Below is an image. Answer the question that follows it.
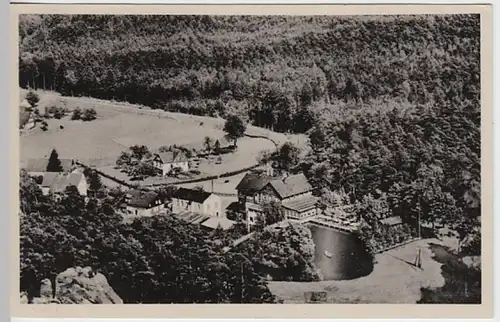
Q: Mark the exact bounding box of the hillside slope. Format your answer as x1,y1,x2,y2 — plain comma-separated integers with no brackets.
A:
19,14,479,133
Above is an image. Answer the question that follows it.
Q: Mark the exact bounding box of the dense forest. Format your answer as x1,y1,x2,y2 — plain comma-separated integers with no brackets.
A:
19,14,481,303
20,170,321,303
19,14,479,133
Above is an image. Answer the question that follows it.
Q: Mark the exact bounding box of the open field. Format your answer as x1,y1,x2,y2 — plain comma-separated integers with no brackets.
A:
268,238,447,304
19,90,306,178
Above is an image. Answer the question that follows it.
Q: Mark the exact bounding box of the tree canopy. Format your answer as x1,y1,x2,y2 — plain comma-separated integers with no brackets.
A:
46,149,63,172
223,115,246,147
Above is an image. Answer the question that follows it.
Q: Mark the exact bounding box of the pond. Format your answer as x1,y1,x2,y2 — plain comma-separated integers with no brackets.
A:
309,224,374,280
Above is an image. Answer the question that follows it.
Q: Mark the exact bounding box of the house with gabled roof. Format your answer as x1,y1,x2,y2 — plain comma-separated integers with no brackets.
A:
40,171,88,197
152,151,189,176
236,171,319,227
171,187,222,218
125,189,164,216
379,216,403,229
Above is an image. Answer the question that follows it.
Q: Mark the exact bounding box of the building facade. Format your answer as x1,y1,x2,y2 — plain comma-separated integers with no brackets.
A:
40,171,88,197
236,171,319,229
171,187,222,217
153,151,189,176
126,190,164,216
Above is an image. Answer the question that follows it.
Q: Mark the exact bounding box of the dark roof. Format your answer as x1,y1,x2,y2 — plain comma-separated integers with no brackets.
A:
235,172,276,195
380,216,403,226
172,187,212,203
267,174,313,199
126,190,161,209
40,172,86,194
282,196,319,213
236,172,313,199
155,151,188,164
226,201,244,212
25,158,74,173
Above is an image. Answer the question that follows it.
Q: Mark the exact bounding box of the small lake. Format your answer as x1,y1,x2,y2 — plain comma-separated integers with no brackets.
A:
309,224,373,280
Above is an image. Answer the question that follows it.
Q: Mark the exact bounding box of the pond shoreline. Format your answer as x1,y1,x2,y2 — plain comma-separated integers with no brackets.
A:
308,224,373,281
268,238,447,303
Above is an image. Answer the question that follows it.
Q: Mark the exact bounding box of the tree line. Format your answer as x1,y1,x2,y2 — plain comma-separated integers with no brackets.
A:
19,14,479,133
20,169,318,303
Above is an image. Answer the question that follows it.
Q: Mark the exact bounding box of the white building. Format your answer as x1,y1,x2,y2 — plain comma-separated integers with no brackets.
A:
40,171,88,197
171,187,222,218
126,189,164,216
153,151,189,176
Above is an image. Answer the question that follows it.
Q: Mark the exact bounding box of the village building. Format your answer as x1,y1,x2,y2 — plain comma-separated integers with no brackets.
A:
152,151,189,176
125,189,164,216
235,171,319,229
379,216,404,229
40,171,88,196
171,187,222,217
24,158,76,177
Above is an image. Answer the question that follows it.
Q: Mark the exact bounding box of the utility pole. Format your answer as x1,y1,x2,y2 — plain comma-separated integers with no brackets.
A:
240,262,244,303
418,209,421,238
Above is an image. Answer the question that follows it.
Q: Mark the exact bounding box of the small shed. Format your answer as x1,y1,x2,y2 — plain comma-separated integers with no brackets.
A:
379,216,403,228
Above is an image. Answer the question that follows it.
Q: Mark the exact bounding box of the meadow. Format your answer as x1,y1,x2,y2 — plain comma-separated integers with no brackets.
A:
19,90,300,183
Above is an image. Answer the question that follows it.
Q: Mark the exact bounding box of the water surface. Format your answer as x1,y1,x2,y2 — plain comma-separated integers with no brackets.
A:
309,224,373,280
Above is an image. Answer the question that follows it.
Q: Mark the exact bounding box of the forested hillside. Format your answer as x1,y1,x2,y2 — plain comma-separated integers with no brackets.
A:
19,14,479,133
19,14,481,303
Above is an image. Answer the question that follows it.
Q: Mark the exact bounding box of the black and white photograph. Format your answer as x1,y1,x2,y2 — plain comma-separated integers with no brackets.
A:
13,4,492,315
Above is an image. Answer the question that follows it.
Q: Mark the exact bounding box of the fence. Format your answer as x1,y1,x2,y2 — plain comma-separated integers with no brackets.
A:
373,237,422,254
77,130,279,191
244,133,279,148
75,161,145,190
145,163,262,188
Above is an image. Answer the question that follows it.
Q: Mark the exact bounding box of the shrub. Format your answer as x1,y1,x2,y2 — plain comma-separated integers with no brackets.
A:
53,107,66,119
71,107,82,120
81,108,97,121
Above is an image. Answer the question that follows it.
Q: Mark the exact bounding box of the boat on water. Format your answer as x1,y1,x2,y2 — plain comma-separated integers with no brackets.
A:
324,250,332,258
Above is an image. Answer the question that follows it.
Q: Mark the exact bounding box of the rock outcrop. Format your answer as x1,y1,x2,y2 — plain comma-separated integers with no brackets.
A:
22,266,122,304
55,267,123,304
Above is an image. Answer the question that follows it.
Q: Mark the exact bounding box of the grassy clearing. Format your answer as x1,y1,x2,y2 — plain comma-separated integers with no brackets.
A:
268,239,446,304
19,90,304,177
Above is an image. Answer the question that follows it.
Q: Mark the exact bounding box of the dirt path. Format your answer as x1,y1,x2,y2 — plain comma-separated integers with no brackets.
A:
268,238,446,303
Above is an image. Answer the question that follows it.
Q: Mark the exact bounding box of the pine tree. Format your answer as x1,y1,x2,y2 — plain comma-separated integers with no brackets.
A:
88,170,103,191
46,149,63,172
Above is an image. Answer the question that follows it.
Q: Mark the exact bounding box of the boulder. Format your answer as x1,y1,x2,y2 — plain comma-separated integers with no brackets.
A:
22,266,122,304
39,278,53,298
55,266,123,304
